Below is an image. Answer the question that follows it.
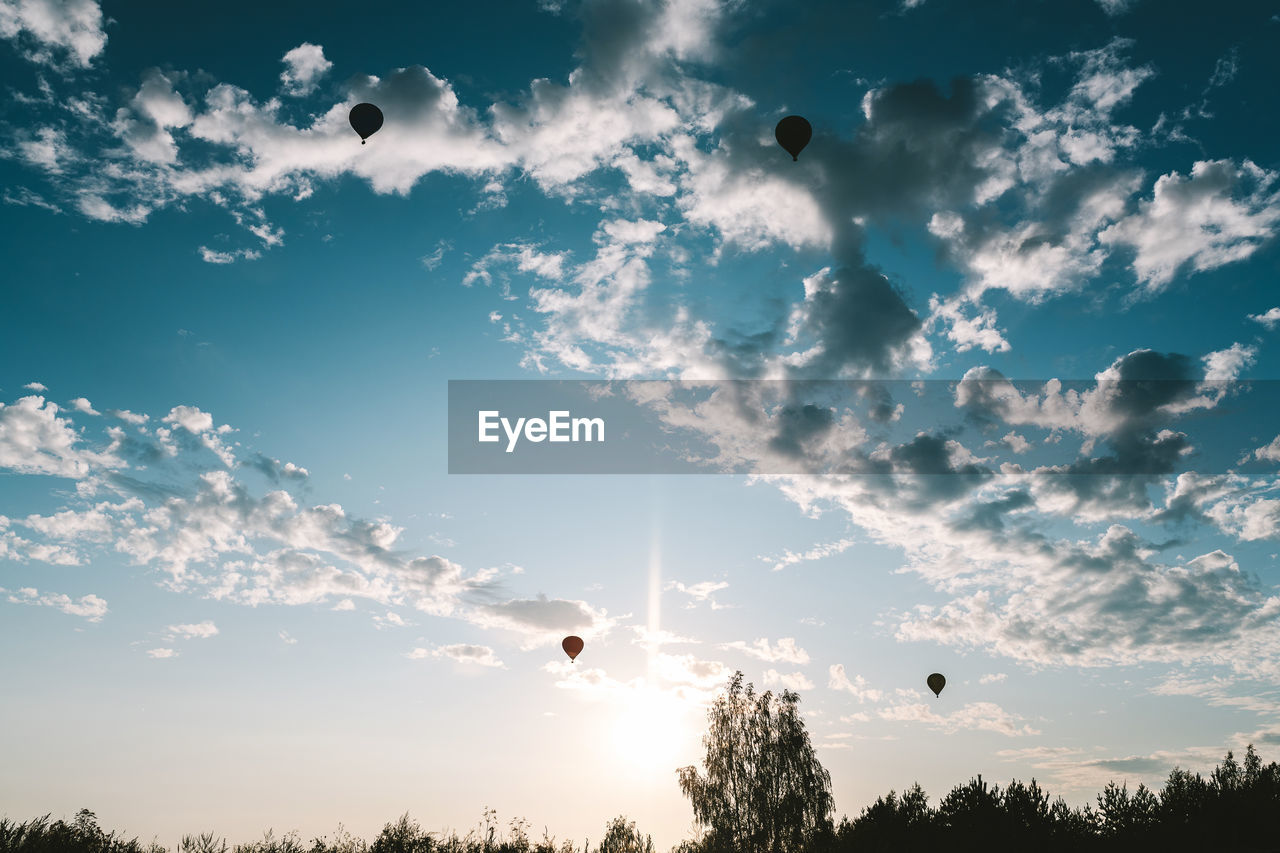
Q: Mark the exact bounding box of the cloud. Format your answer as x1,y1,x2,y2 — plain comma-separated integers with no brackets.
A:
2,586,107,621
980,672,1008,684
763,669,814,691
168,620,218,639
162,405,214,434
1249,307,1280,330
1,389,623,663
879,700,1039,737
70,397,99,415
146,648,178,659
241,453,310,484
666,579,730,609
470,593,613,648
0,0,107,68
199,246,261,264
720,637,810,664
828,664,883,703
1253,436,1280,464
1094,0,1135,16
765,537,857,572
408,643,506,668
280,43,333,96
1099,160,1280,292
0,395,123,478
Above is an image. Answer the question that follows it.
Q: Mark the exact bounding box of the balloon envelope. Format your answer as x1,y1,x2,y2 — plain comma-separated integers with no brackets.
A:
349,103,384,144
562,635,584,661
927,672,946,698
774,115,812,161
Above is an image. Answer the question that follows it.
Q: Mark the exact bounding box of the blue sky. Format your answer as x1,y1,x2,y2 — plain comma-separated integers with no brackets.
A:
3,0,1280,848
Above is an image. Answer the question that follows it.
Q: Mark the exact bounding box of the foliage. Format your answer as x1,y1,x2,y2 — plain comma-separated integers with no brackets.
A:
677,672,834,853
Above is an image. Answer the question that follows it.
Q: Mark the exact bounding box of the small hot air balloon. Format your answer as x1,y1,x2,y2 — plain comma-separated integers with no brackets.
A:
349,102,384,145
774,115,812,161
927,672,946,698
562,635,584,662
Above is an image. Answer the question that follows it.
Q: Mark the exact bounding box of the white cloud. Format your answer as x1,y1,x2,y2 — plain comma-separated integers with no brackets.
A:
0,0,107,68
980,672,1008,684
1249,307,1280,330
879,700,1039,737
1253,436,1280,464
1100,160,1280,292
763,669,814,691
720,637,810,664
280,43,333,96
666,579,730,609
162,405,214,434
828,664,883,703
147,648,178,659
199,246,260,264
0,395,123,478
2,586,107,621
765,537,856,572
70,397,99,415
168,620,218,639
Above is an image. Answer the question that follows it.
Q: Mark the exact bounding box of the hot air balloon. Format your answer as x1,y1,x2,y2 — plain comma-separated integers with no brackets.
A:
349,103,384,144
774,115,812,161
927,672,946,698
562,635,584,662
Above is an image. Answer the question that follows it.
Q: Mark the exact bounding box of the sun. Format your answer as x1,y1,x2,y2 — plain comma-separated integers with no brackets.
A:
610,687,699,775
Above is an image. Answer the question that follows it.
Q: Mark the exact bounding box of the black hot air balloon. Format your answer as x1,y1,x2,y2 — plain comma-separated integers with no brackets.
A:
775,115,812,161
349,103,384,144
927,672,946,698
562,636,584,662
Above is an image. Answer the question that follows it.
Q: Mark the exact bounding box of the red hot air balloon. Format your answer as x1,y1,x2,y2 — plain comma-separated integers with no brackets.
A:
927,672,946,698
774,115,812,161
349,102,384,144
562,636,584,662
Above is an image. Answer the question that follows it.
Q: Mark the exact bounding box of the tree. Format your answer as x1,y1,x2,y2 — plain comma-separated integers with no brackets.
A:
678,672,834,853
594,817,652,853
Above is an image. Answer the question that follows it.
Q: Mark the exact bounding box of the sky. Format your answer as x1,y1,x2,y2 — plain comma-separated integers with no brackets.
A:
2,0,1280,848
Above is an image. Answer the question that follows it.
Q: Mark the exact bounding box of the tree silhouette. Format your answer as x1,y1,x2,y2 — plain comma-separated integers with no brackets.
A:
593,818,652,853
677,672,833,853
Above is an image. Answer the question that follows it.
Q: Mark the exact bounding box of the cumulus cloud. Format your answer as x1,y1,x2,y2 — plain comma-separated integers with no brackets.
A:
0,0,107,68
280,43,333,96
0,389,617,659
828,664,883,703
1099,160,1280,292
2,586,107,621
0,395,123,478
1249,307,1280,330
